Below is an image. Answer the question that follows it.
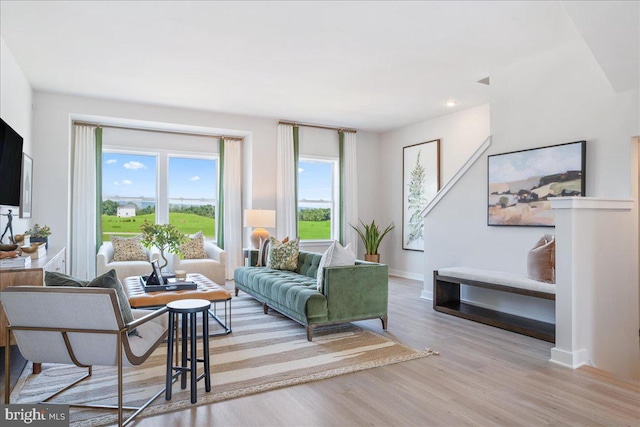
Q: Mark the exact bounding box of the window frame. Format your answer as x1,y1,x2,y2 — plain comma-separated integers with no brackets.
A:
102,146,219,240
297,155,340,242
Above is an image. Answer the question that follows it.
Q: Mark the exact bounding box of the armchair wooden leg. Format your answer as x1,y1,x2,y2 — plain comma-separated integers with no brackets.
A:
380,315,388,330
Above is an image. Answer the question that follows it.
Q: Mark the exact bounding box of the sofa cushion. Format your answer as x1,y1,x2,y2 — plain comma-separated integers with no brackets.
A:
317,242,355,292
111,235,148,261
181,231,206,259
45,271,89,287
267,237,299,271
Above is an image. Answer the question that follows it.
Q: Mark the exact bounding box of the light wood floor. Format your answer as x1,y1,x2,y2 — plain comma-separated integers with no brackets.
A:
133,276,639,427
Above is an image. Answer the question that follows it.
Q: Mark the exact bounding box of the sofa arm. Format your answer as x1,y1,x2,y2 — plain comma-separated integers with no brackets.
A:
204,242,226,266
323,263,388,321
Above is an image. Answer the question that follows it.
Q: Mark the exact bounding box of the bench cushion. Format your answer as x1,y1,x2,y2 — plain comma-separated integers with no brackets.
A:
437,267,555,295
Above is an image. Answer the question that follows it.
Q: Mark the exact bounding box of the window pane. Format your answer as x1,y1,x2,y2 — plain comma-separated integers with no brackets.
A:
298,160,333,240
102,152,157,242
168,157,217,238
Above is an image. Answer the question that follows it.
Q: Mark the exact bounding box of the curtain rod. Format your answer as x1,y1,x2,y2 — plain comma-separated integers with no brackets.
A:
278,120,357,133
72,121,245,141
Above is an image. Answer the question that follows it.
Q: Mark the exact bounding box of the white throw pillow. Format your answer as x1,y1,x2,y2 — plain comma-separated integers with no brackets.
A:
316,241,356,292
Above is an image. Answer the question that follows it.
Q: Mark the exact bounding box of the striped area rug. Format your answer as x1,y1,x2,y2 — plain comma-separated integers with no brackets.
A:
10,294,436,426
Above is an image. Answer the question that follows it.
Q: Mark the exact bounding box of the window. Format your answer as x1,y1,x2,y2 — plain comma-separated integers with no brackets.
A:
102,150,218,242
102,152,157,241
168,156,217,238
297,157,339,241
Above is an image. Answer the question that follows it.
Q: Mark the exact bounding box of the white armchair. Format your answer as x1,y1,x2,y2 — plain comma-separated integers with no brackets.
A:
97,241,159,282
171,241,226,285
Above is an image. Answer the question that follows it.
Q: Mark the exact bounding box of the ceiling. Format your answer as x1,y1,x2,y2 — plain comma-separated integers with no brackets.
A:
0,1,636,133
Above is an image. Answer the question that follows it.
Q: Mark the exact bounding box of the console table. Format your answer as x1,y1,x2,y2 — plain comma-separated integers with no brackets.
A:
0,247,66,373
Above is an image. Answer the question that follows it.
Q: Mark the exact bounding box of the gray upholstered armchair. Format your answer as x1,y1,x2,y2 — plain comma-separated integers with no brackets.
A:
1,286,168,426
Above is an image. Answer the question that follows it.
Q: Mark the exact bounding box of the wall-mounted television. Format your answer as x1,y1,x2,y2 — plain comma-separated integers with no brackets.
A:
0,118,24,207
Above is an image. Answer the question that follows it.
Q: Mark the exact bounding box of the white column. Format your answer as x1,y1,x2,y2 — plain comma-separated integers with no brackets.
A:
550,197,638,380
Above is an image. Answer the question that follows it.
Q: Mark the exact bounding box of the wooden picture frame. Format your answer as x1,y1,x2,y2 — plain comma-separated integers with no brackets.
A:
20,153,32,218
487,140,586,227
402,139,440,251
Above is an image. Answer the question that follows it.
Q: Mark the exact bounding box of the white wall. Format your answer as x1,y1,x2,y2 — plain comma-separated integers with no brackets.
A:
423,39,639,376
379,104,490,279
0,37,33,237
31,91,381,264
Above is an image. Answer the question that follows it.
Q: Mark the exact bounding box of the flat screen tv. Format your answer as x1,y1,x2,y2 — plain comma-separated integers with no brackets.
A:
0,118,24,207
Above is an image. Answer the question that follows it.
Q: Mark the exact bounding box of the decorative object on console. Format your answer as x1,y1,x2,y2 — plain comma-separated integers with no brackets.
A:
350,219,394,263
488,140,586,227
403,139,440,251
23,223,51,248
140,221,187,270
527,234,556,284
244,209,276,266
266,236,299,271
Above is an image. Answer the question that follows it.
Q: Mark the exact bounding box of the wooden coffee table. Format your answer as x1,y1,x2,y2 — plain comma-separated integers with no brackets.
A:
123,273,232,335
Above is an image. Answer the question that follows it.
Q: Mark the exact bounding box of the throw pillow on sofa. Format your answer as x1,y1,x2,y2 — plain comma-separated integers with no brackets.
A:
317,241,356,292
181,231,207,259
527,234,555,284
44,271,89,287
258,236,288,266
111,235,148,261
267,237,299,271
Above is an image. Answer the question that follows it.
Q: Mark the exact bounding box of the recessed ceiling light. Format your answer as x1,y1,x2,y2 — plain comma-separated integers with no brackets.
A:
446,101,457,107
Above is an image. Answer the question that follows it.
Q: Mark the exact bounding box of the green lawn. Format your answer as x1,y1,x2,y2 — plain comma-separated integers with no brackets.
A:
102,213,215,241
298,220,331,240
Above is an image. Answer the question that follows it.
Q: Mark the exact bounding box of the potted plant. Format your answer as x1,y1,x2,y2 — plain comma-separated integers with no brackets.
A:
24,224,51,249
140,221,186,270
350,219,395,263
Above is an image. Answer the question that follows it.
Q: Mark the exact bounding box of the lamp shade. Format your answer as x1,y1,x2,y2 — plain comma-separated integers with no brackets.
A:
244,209,276,228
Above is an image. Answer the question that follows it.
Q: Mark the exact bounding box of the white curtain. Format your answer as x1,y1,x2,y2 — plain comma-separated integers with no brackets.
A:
71,125,97,279
343,132,359,250
276,124,297,239
223,139,242,279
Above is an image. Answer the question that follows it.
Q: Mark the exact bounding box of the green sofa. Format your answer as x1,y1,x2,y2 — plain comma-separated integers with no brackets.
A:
234,250,389,341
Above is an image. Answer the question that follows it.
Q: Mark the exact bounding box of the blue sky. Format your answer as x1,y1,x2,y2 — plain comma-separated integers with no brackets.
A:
103,153,217,200
298,160,333,201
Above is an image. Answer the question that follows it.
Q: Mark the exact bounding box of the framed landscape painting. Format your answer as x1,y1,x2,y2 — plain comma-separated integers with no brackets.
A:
488,141,586,227
403,139,440,251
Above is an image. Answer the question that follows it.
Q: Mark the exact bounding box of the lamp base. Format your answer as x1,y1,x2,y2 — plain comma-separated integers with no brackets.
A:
250,228,270,250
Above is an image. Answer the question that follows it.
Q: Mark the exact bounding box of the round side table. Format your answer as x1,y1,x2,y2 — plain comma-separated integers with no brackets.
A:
165,299,212,403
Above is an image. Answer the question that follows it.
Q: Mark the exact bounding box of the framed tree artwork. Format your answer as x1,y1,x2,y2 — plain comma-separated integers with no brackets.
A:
403,139,440,251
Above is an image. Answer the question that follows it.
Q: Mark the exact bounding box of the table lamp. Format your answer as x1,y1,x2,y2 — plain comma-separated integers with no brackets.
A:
244,209,276,250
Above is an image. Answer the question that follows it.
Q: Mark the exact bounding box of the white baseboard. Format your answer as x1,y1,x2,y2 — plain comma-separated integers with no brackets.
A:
549,347,590,369
420,289,433,300
388,269,424,281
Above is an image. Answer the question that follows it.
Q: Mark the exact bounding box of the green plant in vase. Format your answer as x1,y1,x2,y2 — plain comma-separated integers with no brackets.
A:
24,224,52,249
140,221,186,270
350,219,395,263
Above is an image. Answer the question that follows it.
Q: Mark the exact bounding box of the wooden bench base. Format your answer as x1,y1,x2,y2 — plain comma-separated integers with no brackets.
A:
433,270,555,343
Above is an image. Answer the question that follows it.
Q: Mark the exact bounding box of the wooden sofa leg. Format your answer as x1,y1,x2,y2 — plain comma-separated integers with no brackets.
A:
235,288,239,297
380,315,388,330
306,325,315,342
263,303,269,314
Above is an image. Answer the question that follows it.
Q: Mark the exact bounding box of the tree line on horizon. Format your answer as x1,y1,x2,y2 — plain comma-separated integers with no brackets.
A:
102,200,215,218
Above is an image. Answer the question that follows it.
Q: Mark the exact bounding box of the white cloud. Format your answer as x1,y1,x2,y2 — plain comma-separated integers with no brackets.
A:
189,176,200,182
123,161,146,170
298,168,305,173
106,159,117,165
113,181,120,186
121,180,133,185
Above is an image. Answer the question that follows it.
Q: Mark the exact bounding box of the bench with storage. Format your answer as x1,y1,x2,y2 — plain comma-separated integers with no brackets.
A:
433,267,555,342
